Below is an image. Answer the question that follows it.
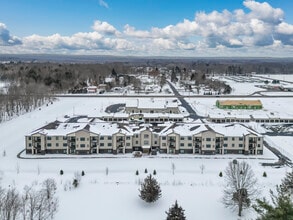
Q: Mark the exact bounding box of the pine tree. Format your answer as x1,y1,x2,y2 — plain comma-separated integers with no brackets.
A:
280,170,293,194
253,186,293,219
219,171,223,177
73,179,78,188
60,169,64,175
81,170,85,176
139,174,161,203
136,170,139,175
263,172,267,177
166,200,186,220
153,170,157,175
144,168,148,174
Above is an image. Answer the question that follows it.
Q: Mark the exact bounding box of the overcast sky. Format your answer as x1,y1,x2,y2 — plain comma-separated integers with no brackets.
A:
0,0,293,57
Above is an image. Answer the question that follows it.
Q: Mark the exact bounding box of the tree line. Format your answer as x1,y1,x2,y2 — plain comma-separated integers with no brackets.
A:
0,178,58,220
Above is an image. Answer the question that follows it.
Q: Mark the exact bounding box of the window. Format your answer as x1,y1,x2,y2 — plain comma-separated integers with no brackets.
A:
239,144,243,148
144,134,149,139
206,144,211,148
100,136,104,140
56,143,59,147
239,137,243,141
28,137,31,140
100,143,104,147
258,144,261,148
154,141,157,145
47,143,52,147
143,140,149,145
80,144,85,148
223,144,227,148
180,149,185,153
63,143,67,147
135,141,139,145
126,143,130,146
188,137,192,141
55,136,59,140
162,137,166,140
63,136,67,140
180,137,184,140
107,136,112,140
224,137,228,141
232,144,235,147
188,143,192,147
28,143,32,147
126,136,131,140
47,137,51,140
258,137,261,141
206,138,211,141
180,143,184,147
107,143,112,147
162,143,166,147
232,137,235,141
80,137,85,141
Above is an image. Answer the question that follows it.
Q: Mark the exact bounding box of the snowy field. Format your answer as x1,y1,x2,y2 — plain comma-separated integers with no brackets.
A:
0,96,291,219
258,74,293,83
191,97,293,119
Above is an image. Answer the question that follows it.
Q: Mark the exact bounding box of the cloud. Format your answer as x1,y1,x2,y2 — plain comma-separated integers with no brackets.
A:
99,0,109,9
0,23,22,46
92,20,119,36
1,0,293,56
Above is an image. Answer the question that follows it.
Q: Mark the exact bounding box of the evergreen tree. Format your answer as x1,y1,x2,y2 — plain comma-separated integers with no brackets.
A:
153,170,157,175
263,172,267,177
139,174,161,203
280,170,293,194
166,200,186,220
81,170,85,176
73,179,78,188
253,186,293,220
60,169,64,175
136,170,139,175
219,171,223,177
144,168,148,174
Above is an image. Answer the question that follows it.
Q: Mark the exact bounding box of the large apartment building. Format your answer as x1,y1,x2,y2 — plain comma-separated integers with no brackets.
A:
25,117,263,156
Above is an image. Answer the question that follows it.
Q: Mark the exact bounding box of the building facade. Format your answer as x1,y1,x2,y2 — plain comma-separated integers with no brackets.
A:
25,119,263,156
216,100,263,110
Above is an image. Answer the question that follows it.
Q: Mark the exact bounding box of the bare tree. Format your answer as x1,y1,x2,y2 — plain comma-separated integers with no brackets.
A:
41,179,57,200
20,179,58,220
1,187,21,220
222,160,258,217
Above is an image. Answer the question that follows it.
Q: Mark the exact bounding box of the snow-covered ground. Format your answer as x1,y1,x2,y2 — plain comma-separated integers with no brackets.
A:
258,74,293,83
191,97,293,119
0,96,291,219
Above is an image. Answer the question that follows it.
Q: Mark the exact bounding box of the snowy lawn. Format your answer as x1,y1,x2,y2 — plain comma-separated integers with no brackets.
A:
0,96,290,220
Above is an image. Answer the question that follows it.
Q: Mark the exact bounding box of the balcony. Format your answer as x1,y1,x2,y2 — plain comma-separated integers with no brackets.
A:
215,138,223,143
194,138,202,143
117,138,124,142
117,144,124,149
249,138,257,144
168,138,176,143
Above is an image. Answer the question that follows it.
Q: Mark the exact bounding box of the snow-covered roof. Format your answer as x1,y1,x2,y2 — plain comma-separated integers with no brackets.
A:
126,98,178,109
208,124,261,137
